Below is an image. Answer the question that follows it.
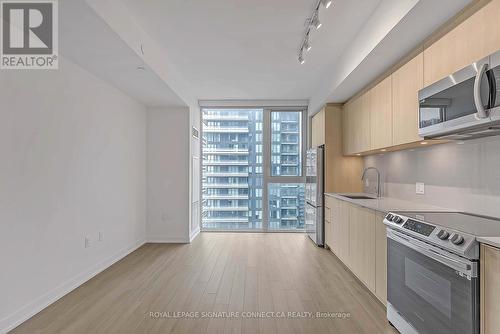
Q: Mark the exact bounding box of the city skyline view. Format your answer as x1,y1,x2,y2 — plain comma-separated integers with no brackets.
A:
201,108,305,231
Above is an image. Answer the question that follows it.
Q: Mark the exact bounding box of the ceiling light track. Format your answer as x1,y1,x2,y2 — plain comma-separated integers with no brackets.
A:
298,0,333,64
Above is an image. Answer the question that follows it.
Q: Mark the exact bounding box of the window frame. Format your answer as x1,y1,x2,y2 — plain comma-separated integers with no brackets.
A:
262,107,307,231
200,106,307,232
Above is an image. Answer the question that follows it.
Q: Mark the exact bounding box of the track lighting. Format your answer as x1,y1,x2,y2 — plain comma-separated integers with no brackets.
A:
304,38,312,52
311,12,322,30
321,0,332,9
297,0,334,65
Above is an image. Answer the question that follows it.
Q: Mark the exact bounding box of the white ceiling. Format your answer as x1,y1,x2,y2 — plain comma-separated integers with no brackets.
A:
120,0,383,101
119,0,473,111
59,0,187,108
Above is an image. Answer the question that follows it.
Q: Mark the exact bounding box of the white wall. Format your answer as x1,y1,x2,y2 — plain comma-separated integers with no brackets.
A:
147,107,191,242
364,136,500,218
0,57,147,332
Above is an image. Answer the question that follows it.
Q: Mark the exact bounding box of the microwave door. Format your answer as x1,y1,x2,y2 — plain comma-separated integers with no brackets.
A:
418,56,490,138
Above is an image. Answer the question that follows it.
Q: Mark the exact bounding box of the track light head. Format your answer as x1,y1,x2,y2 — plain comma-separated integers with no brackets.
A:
299,53,305,65
304,38,311,52
311,12,321,30
322,0,332,9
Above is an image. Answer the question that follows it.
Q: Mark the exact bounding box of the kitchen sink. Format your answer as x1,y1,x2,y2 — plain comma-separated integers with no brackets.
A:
340,194,377,200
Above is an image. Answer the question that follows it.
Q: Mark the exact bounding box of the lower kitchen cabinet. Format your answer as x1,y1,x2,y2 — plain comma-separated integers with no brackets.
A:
324,198,333,249
326,197,349,264
325,197,387,305
329,198,350,266
375,212,387,305
349,205,376,292
481,244,500,334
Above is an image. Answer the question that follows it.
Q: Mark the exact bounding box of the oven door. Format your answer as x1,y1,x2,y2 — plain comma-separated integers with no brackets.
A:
387,229,479,334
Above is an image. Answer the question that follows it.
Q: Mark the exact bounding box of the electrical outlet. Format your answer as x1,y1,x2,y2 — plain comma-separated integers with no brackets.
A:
416,182,425,195
85,236,92,248
98,232,103,242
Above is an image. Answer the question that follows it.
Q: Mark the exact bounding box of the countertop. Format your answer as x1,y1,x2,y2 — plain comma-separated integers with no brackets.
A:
477,237,500,248
324,193,452,214
325,193,500,249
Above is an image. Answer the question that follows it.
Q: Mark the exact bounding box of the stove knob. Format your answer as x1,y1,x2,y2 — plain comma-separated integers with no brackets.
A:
394,216,403,224
437,230,450,240
450,234,465,245
386,214,394,221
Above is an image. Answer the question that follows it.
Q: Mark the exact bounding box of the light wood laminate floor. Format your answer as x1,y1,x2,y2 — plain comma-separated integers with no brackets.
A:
11,233,397,334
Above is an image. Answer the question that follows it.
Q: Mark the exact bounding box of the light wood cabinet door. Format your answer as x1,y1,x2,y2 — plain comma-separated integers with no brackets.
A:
392,53,423,146
375,212,387,305
424,0,500,86
348,205,361,273
324,197,333,249
357,92,372,153
311,108,326,147
349,205,376,292
481,244,500,334
370,76,393,150
343,93,370,155
325,216,332,249
343,98,357,155
329,198,338,254
360,207,376,292
334,200,351,266
342,101,350,154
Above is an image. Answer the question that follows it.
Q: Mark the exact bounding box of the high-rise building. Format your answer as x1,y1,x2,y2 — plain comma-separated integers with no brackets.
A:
201,108,304,230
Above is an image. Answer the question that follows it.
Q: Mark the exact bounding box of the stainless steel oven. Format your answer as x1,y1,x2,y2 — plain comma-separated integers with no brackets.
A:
387,229,479,334
384,211,482,334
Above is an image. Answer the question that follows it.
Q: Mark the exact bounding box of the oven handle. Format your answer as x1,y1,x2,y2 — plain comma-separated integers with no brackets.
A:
387,229,475,276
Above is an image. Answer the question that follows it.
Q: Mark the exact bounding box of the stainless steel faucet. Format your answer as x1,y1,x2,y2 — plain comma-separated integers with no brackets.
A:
362,167,381,198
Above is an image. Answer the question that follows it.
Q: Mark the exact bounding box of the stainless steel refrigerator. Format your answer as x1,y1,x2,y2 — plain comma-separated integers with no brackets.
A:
305,145,324,246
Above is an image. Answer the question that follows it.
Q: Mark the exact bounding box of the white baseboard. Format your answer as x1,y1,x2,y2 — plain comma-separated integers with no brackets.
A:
0,238,146,334
146,235,189,243
189,226,201,243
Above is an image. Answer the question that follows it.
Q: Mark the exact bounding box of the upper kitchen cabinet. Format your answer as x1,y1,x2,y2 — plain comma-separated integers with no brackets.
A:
343,92,371,155
341,0,500,156
424,0,500,86
358,92,372,153
370,76,392,150
312,105,364,193
311,107,326,147
342,98,357,155
392,52,424,145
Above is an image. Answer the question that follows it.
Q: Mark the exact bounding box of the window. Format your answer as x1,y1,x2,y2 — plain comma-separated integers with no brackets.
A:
268,183,305,230
201,108,306,231
270,111,302,177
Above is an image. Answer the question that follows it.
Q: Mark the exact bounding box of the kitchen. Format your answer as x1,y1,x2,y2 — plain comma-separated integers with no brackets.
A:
307,0,500,333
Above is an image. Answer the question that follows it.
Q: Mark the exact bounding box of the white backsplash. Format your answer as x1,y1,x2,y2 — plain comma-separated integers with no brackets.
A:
364,136,500,218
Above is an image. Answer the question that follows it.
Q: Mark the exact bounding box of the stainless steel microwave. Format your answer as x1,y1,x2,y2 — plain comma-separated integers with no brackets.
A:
418,51,500,140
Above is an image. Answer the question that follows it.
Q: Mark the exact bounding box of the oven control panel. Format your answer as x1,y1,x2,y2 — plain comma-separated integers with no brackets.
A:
383,212,479,259
403,219,436,236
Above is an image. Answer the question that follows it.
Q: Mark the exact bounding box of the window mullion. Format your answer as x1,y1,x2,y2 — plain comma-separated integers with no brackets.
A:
262,108,271,231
